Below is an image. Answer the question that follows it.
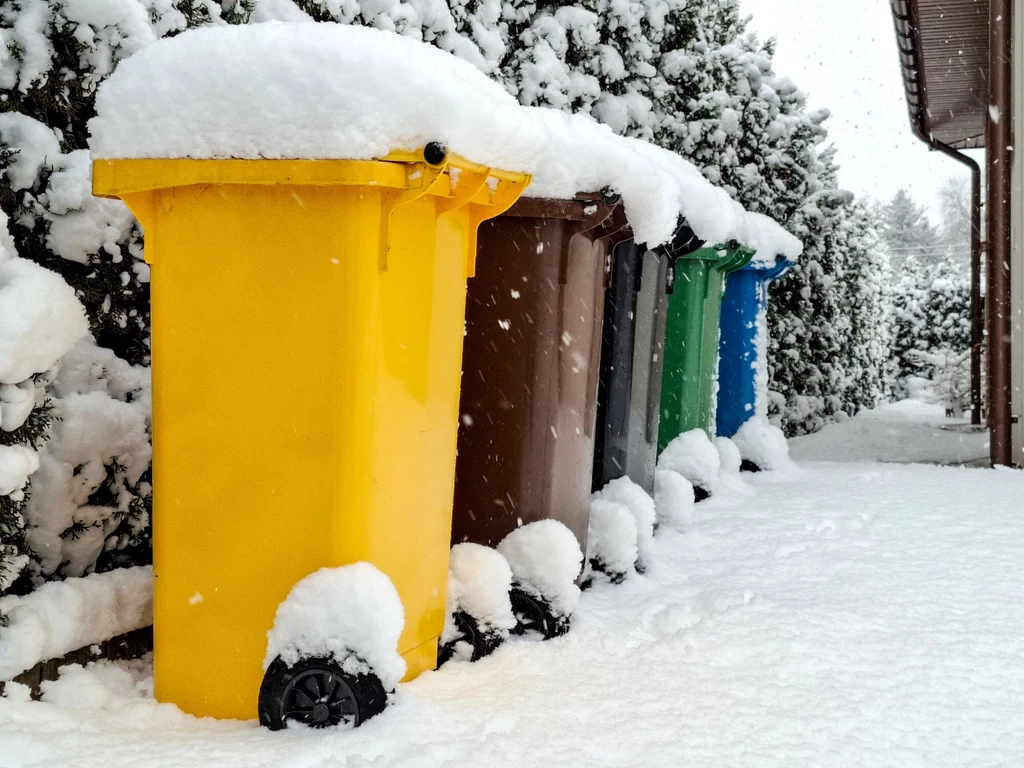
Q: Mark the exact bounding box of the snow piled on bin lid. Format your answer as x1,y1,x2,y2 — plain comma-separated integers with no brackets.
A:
88,22,801,258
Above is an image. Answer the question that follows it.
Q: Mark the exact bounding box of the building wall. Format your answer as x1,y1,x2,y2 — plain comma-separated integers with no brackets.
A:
1012,0,1024,466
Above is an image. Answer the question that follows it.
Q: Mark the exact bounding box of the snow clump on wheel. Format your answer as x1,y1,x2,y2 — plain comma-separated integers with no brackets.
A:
714,436,743,474
733,416,797,472
657,429,721,499
592,476,656,570
263,562,405,691
654,469,695,530
440,543,516,663
497,520,583,623
584,499,638,584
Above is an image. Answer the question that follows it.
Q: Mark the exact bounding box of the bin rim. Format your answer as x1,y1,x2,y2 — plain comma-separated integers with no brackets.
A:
736,254,795,281
501,192,621,223
674,242,755,274
92,151,530,199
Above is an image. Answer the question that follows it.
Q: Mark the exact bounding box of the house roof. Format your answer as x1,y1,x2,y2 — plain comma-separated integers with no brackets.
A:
890,0,989,149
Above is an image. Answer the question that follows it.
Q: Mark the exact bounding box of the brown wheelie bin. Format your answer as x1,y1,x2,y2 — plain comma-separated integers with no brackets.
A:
450,193,626,639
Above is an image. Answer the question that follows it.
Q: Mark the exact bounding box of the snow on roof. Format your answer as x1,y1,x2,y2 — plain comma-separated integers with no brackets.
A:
89,22,801,258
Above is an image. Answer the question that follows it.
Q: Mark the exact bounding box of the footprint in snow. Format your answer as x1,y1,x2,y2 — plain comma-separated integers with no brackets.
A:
775,541,812,558
643,592,755,638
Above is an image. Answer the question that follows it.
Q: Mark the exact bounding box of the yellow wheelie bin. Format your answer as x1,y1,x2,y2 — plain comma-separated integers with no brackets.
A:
93,145,529,725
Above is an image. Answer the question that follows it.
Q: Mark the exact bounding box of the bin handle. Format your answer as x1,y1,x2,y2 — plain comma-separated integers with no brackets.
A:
435,167,489,278
436,168,489,215
462,175,530,278
378,161,446,271
582,240,608,438
646,252,668,443
557,199,618,285
591,201,630,290
555,230,594,403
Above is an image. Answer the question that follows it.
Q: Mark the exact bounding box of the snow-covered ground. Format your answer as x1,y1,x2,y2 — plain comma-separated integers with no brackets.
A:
790,399,989,465
2,405,1023,767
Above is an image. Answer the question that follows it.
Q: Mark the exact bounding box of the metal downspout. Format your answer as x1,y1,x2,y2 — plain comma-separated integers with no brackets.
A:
988,0,1014,465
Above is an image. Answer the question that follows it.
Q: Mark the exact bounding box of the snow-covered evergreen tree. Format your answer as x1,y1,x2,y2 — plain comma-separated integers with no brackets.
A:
289,0,505,74
836,200,896,410
767,191,898,434
765,176,853,434
891,257,971,397
498,0,660,138
655,5,830,227
0,207,88,603
0,0,227,594
880,188,940,268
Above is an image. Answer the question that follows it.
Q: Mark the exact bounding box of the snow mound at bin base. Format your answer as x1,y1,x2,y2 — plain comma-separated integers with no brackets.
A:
658,430,722,495
497,521,583,619
263,563,405,691
654,469,695,531
88,22,802,259
593,477,656,565
734,417,798,473
444,544,516,638
584,499,638,582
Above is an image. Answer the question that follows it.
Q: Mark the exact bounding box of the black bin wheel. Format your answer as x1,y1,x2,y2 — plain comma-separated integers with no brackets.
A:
585,558,629,587
437,611,503,667
258,655,387,731
509,587,570,640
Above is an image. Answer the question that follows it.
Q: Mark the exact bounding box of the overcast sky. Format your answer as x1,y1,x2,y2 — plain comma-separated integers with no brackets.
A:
739,0,981,221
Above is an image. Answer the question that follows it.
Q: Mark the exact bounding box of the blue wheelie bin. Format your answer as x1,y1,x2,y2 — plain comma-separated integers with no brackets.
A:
715,254,794,438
